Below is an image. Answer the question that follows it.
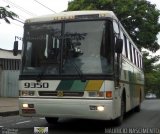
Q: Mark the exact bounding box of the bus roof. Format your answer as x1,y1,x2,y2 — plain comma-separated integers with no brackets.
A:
25,10,117,23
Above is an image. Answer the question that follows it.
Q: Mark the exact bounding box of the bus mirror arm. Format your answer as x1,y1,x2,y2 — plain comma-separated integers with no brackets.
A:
115,39,123,54
13,41,18,56
115,39,123,87
116,52,121,87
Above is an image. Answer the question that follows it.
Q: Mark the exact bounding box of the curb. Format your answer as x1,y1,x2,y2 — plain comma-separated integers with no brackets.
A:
0,111,19,117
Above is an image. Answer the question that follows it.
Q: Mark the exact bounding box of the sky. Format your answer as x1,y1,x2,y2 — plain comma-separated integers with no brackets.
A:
0,0,160,57
0,0,70,50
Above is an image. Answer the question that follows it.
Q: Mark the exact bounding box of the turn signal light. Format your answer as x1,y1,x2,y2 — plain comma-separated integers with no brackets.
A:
106,91,112,98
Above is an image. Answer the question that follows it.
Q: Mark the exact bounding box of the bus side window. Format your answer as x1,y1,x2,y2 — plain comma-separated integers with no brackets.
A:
140,56,143,69
137,52,140,68
123,34,128,58
120,30,126,57
113,20,119,34
129,42,133,63
127,39,131,60
133,47,137,66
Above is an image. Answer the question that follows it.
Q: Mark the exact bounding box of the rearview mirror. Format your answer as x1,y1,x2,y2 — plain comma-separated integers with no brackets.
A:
13,41,18,56
115,39,123,54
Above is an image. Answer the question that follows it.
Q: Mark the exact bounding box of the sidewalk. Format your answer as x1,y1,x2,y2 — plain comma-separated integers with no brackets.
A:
0,98,19,116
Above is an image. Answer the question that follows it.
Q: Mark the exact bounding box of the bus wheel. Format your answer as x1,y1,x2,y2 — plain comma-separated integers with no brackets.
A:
134,105,141,112
114,98,125,126
45,117,58,124
135,94,141,112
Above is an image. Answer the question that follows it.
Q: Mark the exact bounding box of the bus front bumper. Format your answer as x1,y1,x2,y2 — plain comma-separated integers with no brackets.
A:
19,98,116,120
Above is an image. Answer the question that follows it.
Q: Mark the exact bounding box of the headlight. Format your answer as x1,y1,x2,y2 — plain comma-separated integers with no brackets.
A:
89,105,104,111
97,106,104,111
22,103,34,108
20,90,35,96
23,104,29,108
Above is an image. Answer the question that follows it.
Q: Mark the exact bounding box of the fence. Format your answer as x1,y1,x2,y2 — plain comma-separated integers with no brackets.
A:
0,70,19,97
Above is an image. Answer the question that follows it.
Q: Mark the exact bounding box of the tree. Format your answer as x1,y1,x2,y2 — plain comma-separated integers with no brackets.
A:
144,65,160,97
68,0,160,52
143,51,160,96
0,6,18,24
142,51,160,73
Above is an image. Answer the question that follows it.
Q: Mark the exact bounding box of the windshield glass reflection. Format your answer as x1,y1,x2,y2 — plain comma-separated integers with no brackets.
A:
21,20,113,77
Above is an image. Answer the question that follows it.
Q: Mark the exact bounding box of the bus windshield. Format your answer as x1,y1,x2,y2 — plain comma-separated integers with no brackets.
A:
21,20,113,77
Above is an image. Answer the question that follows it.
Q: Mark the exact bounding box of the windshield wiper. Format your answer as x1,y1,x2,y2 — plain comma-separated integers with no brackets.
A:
36,60,59,82
70,61,86,82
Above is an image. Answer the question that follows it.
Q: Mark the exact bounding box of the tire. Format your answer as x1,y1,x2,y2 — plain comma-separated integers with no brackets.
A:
114,97,125,126
134,105,141,112
45,117,58,124
135,94,141,112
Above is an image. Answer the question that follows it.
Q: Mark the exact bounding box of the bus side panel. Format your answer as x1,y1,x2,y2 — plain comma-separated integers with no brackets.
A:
121,57,144,112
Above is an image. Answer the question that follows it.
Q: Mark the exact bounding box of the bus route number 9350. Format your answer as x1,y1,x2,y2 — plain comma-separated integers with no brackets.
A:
24,82,49,88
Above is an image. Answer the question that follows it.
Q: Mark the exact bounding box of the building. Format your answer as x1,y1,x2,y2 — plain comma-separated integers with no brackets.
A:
0,49,21,97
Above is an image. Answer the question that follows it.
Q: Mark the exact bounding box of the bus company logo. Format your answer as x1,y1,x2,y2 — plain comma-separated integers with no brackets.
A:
34,127,48,134
57,91,63,97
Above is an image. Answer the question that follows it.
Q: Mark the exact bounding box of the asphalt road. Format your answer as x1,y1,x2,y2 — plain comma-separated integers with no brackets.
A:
0,99,160,134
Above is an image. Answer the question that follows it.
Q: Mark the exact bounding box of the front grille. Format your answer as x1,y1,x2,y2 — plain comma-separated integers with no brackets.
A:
39,91,84,97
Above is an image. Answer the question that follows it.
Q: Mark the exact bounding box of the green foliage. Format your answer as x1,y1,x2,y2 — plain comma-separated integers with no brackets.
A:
0,6,18,24
68,0,160,52
145,68,160,97
154,64,160,72
142,51,160,73
143,51,160,96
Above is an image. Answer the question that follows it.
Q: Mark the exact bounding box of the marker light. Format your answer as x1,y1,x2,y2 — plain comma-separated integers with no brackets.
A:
97,106,104,111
